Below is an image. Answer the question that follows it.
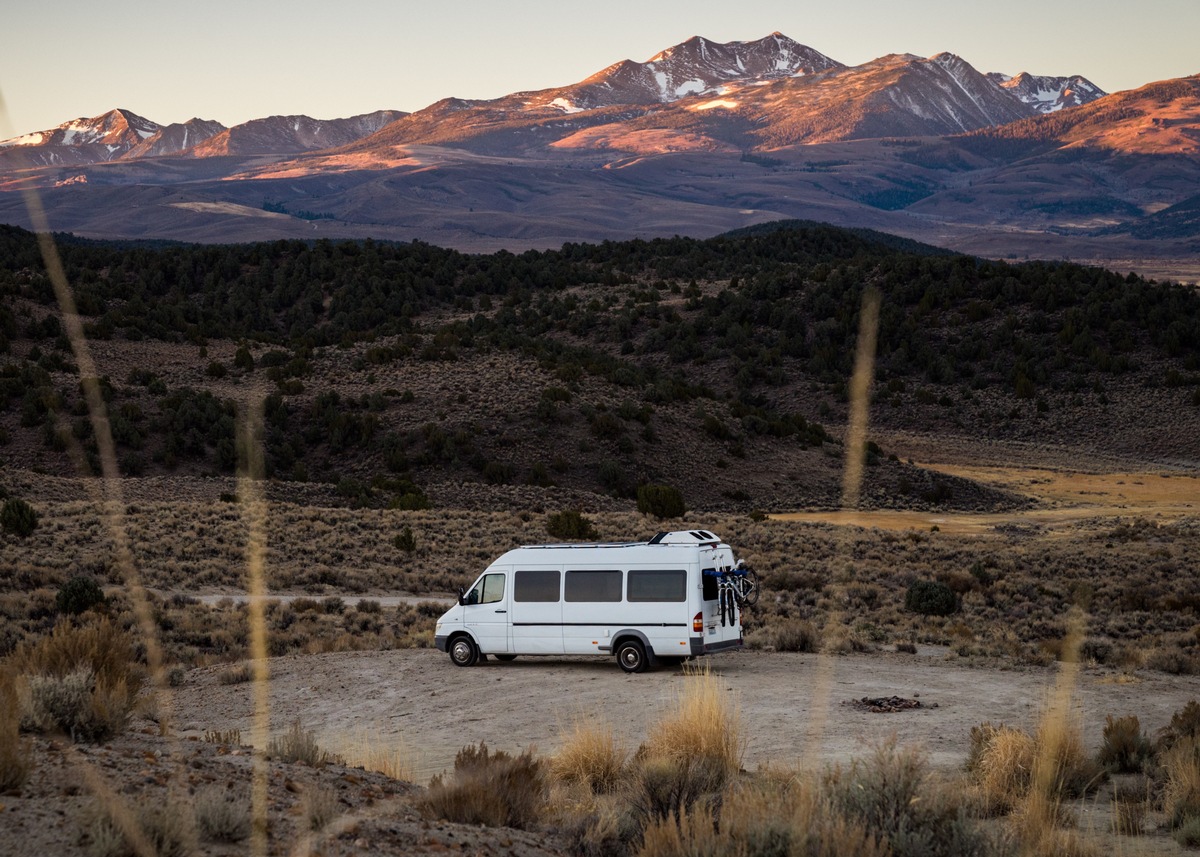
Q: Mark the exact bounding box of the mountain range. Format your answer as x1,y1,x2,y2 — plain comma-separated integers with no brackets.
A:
0,33,1196,274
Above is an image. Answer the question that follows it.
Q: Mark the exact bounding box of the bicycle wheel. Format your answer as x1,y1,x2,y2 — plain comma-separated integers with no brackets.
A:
719,584,727,626
741,569,760,606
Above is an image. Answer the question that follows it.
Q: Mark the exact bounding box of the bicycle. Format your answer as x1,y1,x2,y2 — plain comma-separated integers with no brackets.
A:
712,563,760,626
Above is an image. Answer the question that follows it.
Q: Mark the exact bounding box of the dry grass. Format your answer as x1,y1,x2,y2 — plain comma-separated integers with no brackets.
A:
332,728,415,782
642,665,742,779
551,717,627,795
1162,736,1200,829
0,671,32,792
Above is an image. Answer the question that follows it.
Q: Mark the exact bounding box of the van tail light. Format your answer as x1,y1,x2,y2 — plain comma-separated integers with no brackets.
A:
693,612,703,632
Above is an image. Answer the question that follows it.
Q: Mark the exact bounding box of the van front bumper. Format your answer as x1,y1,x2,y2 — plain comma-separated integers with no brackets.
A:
434,634,449,652
690,637,743,656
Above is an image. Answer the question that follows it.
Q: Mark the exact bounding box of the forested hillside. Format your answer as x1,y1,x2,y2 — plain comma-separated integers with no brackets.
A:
2,222,1198,511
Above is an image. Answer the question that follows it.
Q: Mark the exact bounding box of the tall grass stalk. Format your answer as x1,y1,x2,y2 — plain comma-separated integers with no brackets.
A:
237,400,272,857
0,87,199,856
803,288,880,770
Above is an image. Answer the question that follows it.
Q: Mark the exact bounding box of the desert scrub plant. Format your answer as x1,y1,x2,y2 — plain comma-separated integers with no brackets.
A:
194,784,251,842
10,618,141,742
637,771,891,857
56,575,106,615
636,483,686,519
546,509,599,541
417,742,545,829
826,739,999,857
85,796,197,857
550,718,626,794
267,720,339,767
1,497,38,538
302,784,341,831
1158,699,1200,752
904,579,958,616
766,619,820,652
1098,714,1152,773
217,663,252,685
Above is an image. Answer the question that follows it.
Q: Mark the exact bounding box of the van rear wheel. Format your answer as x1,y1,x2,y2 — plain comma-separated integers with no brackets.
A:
616,640,647,673
449,636,479,667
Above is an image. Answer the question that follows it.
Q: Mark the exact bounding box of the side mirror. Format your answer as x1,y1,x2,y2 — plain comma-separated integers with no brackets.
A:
457,586,466,606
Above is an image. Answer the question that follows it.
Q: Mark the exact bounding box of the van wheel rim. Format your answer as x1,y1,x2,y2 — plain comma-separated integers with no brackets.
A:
621,648,640,668
452,641,471,662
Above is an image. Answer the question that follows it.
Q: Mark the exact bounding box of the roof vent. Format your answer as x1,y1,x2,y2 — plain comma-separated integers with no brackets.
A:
648,530,723,545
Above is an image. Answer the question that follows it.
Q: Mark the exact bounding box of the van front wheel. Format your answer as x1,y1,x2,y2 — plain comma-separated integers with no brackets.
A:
616,640,647,673
449,636,479,667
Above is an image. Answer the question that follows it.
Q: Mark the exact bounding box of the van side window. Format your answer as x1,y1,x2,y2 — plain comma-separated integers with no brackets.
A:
467,573,505,605
565,570,622,602
702,570,718,602
515,570,561,602
627,570,687,602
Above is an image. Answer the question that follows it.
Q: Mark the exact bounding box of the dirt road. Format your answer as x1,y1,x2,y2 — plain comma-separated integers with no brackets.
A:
172,648,1200,782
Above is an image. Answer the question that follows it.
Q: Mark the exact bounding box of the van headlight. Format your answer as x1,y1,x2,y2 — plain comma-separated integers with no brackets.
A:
435,622,443,632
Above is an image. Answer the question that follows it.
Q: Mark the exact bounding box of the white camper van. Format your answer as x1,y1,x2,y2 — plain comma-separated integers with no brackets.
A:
434,530,756,672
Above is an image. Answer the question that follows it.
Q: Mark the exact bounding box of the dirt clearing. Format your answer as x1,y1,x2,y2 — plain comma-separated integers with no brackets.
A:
773,466,1200,534
173,649,1200,782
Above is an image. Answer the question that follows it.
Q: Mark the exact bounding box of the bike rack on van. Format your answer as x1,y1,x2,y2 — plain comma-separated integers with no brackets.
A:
703,564,760,627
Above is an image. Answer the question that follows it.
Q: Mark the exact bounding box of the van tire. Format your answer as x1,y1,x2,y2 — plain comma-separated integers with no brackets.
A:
449,635,479,667
495,654,518,662
616,640,647,673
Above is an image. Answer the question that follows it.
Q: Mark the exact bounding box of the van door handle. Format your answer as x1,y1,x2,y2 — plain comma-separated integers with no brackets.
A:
495,609,507,613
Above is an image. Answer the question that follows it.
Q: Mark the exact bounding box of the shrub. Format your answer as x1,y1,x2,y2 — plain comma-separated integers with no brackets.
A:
267,720,338,767
1177,815,1200,848
1,498,38,538
393,526,417,553
56,575,106,616
195,785,250,842
636,483,686,519
218,664,251,685
905,580,958,616
10,619,141,742
546,510,599,541
1098,715,1152,773
827,739,996,857
1158,699,1200,752
86,797,195,857
418,742,545,829
769,620,820,652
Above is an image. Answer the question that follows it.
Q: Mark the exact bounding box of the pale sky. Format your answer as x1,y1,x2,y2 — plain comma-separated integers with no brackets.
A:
2,0,1197,136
